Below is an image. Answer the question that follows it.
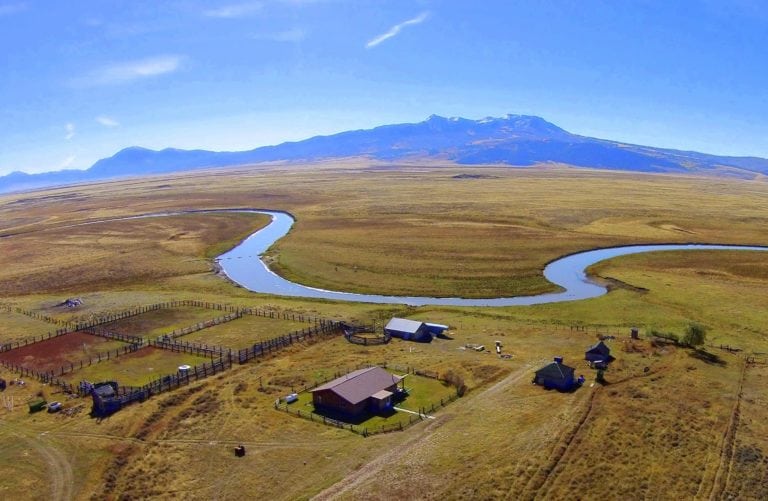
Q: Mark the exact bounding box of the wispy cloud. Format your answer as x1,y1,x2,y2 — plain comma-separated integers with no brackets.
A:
366,11,429,49
64,123,75,140
59,155,77,169
74,55,183,86
0,2,27,16
253,28,306,43
96,116,120,128
203,2,262,18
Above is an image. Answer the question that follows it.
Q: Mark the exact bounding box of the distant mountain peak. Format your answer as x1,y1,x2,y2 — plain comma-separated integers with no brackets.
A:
1,113,767,194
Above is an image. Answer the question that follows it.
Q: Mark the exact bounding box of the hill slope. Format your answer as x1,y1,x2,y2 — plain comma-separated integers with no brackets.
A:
2,114,767,193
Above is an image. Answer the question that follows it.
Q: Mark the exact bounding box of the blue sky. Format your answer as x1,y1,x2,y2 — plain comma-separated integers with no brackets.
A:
1,0,767,175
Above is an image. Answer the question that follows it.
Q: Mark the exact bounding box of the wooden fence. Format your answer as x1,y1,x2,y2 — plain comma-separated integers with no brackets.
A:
148,339,230,358
237,320,342,364
165,311,242,340
0,358,78,394
82,326,144,345
138,355,233,397
0,327,77,353
343,324,390,346
274,362,459,437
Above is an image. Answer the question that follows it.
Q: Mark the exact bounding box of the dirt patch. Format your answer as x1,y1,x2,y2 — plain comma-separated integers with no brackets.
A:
0,331,130,373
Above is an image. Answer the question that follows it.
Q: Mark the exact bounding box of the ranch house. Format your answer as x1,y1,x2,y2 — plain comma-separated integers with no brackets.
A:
384,317,448,342
310,366,405,418
533,357,576,391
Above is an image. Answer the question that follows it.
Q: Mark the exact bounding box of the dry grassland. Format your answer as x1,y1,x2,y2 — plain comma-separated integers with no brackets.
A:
0,310,59,345
0,163,767,499
100,306,228,338
180,314,310,348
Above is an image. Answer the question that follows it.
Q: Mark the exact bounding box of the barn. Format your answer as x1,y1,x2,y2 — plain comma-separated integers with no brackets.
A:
310,366,405,418
384,318,446,342
585,341,612,364
533,357,577,391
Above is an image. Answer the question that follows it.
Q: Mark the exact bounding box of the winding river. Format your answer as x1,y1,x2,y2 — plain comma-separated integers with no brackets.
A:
213,210,768,306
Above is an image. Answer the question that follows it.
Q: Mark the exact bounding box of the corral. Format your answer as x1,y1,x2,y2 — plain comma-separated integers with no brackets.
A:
0,331,132,374
62,346,213,387
100,305,232,338
179,313,310,348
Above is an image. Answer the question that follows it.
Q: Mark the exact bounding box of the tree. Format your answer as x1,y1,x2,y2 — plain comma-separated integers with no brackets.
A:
683,323,707,347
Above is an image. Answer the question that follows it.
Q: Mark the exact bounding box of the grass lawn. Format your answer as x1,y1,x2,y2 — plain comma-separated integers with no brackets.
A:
62,346,213,387
101,306,226,338
180,314,309,348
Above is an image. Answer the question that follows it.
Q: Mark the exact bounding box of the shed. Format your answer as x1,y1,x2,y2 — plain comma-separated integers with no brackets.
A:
533,358,576,391
384,318,432,342
91,381,122,417
585,341,612,363
310,366,404,417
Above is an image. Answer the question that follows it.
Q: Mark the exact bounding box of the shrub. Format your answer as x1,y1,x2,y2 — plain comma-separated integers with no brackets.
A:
682,323,707,347
442,370,467,397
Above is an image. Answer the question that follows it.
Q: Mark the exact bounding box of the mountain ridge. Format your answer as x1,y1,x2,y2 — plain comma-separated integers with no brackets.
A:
2,114,767,193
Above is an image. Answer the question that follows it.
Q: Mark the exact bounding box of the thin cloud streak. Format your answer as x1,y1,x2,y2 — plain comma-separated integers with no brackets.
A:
96,116,120,127
65,123,75,140
252,28,306,43
74,55,183,86
203,2,262,18
0,2,26,16
366,11,429,49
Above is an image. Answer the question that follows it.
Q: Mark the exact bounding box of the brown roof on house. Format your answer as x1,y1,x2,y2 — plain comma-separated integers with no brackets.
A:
310,367,404,405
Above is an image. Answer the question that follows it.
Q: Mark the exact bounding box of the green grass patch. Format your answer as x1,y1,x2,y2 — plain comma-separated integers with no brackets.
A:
62,346,212,387
285,371,458,434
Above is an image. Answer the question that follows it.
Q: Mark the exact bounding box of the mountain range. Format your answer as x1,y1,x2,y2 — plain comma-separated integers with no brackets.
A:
2,114,767,193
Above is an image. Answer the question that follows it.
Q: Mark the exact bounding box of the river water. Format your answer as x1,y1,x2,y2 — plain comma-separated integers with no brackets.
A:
215,210,768,306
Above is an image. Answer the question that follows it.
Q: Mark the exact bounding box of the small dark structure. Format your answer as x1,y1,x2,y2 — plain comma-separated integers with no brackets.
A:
91,382,121,417
585,341,612,364
59,297,83,308
234,445,246,457
384,318,448,342
630,327,639,340
90,381,148,417
28,398,47,413
310,366,405,418
533,357,577,391
0,378,6,391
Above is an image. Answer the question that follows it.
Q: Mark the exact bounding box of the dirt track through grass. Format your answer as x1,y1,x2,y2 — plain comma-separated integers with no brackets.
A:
312,365,535,500
3,428,74,501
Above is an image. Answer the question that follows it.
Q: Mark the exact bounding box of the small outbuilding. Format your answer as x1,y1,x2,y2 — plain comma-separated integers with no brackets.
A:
310,366,405,418
585,341,612,364
384,318,447,342
533,357,577,391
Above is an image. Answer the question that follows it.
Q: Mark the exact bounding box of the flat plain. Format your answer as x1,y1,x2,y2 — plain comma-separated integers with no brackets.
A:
0,161,767,500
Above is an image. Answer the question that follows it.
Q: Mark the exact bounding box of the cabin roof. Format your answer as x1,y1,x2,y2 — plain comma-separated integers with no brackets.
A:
384,317,425,334
535,361,575,381
586,340,611,355
311,367,404,405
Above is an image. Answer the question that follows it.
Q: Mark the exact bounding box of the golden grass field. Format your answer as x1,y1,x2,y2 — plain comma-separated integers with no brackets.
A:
0,161,767,500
